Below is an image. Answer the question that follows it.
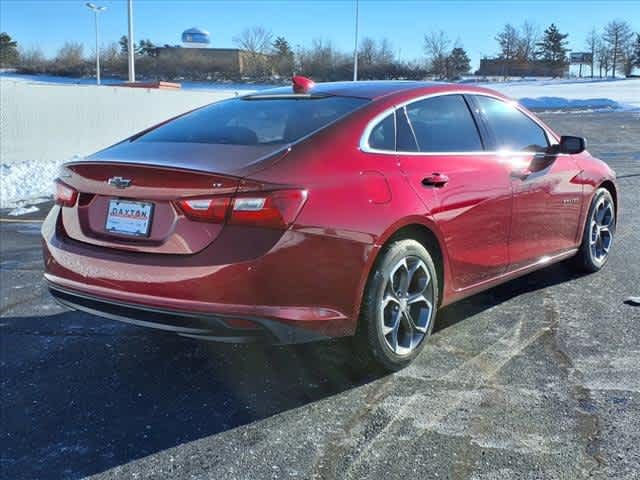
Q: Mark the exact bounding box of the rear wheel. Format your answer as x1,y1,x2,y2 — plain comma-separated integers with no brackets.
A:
355,239,438,372
573,188,615,272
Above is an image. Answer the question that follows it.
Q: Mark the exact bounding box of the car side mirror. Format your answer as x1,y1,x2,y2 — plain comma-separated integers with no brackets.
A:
559,135,586,154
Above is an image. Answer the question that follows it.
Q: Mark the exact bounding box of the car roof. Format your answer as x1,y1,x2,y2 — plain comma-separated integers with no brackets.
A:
252,80,505,101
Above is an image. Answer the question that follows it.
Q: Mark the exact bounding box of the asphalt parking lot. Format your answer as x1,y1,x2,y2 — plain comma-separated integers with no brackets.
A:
1,112,639,480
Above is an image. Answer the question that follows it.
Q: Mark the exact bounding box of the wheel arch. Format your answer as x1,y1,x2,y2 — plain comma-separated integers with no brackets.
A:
354,219,451,329
384,224,445,306
599,179,618,215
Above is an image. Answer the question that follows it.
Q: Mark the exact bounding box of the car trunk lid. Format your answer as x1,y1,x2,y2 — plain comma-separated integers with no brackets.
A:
59,142,290,254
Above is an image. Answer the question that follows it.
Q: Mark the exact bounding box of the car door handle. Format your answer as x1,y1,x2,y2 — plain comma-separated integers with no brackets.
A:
422,173,449,187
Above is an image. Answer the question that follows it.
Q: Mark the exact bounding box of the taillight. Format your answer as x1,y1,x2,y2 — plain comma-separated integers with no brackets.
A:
176,197,231,223
54,179,78,207
175,190,307,229
230,190,308,229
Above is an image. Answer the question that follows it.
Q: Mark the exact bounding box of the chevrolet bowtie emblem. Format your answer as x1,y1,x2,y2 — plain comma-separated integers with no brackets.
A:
107,176,132,189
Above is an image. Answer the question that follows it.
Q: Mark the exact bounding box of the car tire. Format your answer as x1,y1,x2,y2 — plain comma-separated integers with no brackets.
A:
573,187,616,273
355,238,439,372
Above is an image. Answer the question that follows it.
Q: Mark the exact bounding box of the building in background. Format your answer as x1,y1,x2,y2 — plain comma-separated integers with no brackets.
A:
154,27,271,76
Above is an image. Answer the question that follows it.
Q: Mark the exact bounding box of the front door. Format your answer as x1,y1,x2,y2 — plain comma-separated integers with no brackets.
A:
472,95,583,270
395,94,512,291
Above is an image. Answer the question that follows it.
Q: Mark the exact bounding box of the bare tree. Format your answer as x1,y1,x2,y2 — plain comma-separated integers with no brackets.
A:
17,46,47,73
233,26,273,77
602,20,634,77
54,42,86,76
377,38,395,65
424,30,451,79
101,42,125,76
297,38,351,81
621,34,637,76
359,37,377,66
517,21,540,62
585,27,599,78
596,39,611,77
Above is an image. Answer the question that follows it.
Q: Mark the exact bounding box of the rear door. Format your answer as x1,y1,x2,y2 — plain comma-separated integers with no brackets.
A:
394,94,513,290
472,95,583,271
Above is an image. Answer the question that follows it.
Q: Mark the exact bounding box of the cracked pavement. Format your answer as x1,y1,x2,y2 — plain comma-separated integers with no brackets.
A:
1,112,639,479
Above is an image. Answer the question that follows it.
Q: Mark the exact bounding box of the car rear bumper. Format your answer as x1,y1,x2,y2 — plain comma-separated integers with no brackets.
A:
42,205,371,343
48,283,326,344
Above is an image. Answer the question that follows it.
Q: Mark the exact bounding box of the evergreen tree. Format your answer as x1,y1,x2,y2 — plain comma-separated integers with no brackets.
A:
0,32,19,67
272,36,294,77
448,47,471,79
495,24,519,77
119,35,128,55
137,39,156,57
535,24,569,77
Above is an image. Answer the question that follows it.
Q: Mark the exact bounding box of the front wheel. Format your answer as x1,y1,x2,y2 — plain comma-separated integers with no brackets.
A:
355,239,438,372
573,188,616,272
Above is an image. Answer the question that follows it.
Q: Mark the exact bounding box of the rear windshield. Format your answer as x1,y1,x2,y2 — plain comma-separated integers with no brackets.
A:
137,96,369,145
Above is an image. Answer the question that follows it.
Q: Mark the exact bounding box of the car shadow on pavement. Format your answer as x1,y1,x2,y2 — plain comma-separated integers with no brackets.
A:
0,311,381,480
435,260,583,333
1,261,581,479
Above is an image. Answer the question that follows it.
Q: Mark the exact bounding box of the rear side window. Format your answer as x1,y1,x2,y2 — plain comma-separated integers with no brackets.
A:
368,113,395,151
404,95,483,152
138,96,368,145
474,95,549,152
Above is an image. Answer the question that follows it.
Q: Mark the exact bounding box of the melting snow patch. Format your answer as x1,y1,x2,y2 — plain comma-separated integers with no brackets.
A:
7,205,39,216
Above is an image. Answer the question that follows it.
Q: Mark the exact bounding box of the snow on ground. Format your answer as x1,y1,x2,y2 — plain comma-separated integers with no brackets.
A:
7,205,40,216
487,78,640,111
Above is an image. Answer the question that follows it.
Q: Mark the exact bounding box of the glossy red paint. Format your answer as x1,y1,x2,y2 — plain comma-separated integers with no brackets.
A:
42,81,617,343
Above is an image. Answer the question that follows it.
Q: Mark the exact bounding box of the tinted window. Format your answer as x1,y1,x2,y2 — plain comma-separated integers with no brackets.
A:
368,113,395,151
139,96,368,145
404,95,483,152
475,95,548,152
396,107,419,152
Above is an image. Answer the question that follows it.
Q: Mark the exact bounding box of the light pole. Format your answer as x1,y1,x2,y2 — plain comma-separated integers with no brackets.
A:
127,0,135,82
352,0,359,81
86,2,107,85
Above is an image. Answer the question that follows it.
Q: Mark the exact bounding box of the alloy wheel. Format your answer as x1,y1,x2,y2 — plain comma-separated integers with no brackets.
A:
589,195,615,264
379,256,434,356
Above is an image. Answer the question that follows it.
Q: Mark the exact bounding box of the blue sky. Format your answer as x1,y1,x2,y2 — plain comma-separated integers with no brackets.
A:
2,0,639,70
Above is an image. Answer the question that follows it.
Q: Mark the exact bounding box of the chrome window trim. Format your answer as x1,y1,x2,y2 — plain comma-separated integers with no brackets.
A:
359,90,559,156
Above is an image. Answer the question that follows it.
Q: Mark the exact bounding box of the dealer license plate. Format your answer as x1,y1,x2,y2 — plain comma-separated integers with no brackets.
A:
105,199,153,237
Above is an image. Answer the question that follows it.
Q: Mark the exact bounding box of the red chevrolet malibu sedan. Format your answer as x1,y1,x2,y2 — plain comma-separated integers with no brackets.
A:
42,78,617,370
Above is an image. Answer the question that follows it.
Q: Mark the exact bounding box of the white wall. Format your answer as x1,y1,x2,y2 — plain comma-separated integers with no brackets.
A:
0,79,237,166
0,79,239,208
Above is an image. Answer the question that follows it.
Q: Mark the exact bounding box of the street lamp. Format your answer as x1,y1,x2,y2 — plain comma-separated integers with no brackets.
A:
352,0,359,81
86,2,107,85
127,0,135,82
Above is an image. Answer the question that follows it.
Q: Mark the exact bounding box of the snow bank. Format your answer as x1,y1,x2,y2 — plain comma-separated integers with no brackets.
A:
0,79,238,208
518,97,620,110
487,78,640,110
1,158,66,209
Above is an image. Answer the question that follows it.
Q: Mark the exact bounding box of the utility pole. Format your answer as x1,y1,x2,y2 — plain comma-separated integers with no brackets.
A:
86,3,107,85
127,0,136,82
352,0,359,81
